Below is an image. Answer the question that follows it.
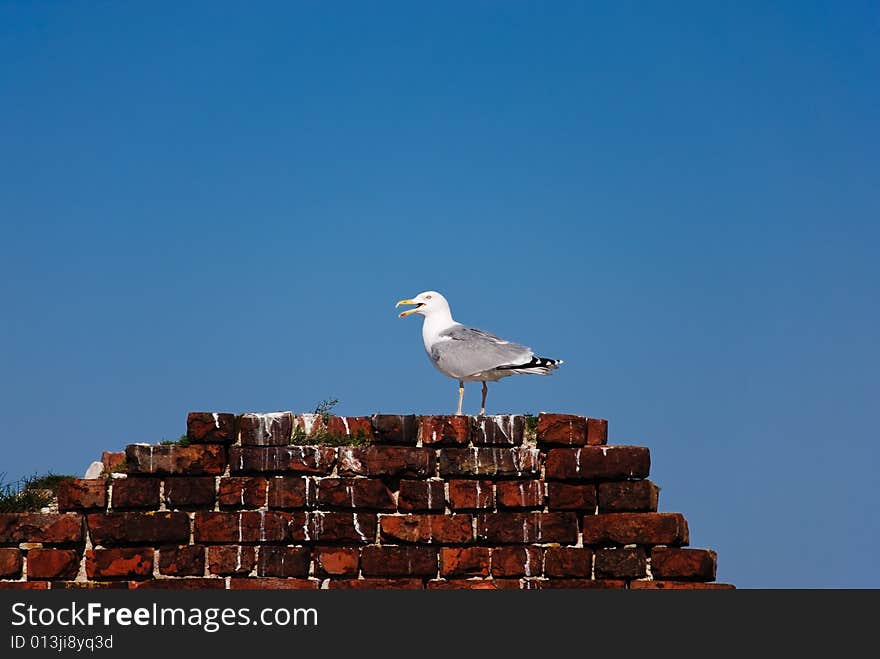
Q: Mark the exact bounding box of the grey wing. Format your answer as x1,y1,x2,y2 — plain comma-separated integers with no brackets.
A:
430,325,534,378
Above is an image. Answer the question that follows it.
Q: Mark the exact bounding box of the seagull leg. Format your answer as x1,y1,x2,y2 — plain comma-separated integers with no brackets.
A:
456,381,464,416
480,381,488,416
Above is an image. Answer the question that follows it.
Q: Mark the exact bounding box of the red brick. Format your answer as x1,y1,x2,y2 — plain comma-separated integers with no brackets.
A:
427,579,501,590
164,477,216,508
380,514,473,544
230,578,318,590
57,479,107,511
218,477,267,508
477,512,578,544
26,549,79,580
187,412,236,444
544,547,593,578
238,412,294,446
0,548,23,578
630,580,735,590
440,547,490,577
586,418,608,445
158,545,205,576
110,478,160,510
536,413,588,446
361,546,437,577
582,513,689,546
448,480,494,510
398,480,445,512
53,581,130,590
439,448,540,477
131,579,225,590
0,514,84,544
546,482,597,510
88,512,190,546
230,446,335,475
317,478,395,510
258,546,311,578
287,512,310,542
545,446,650,481
326,578,423,590
308,512,377,543
491,546,542,577
267,476,314,509
496,480,544,509
126,444,226,475
292,413,326,437
207,546,256,576
338,446,435,478
595,547,646,579
420,415,471,445
371,414,418,445
102,451,126,472
86,548,153,579
325,416,374,441
314,547,359,577
651,548,717,581
597,481,659,513
470,415,525,446
0,581,50,590
193,512,291,543
534,579,627,589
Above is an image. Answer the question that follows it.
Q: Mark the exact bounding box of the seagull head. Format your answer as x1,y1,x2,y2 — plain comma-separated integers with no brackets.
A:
396,291,449,318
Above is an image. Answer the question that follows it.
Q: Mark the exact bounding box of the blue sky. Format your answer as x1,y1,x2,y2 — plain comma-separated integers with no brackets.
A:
1,2,877,588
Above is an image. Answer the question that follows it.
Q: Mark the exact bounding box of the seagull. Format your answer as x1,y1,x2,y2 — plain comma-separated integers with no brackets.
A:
396,291,562,416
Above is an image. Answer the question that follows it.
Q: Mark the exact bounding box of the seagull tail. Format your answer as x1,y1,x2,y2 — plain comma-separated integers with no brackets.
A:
496,356,563,376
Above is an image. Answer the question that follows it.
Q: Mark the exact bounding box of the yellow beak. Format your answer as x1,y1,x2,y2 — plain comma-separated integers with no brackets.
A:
396,299,421,318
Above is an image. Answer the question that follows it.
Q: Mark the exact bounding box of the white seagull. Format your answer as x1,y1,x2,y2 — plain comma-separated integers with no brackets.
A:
396,291,562,416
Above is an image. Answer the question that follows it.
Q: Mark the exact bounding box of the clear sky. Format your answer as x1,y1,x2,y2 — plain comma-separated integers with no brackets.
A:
1,2,877,588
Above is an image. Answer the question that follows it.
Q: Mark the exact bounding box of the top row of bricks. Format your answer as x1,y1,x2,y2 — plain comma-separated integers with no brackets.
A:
187,413,608,448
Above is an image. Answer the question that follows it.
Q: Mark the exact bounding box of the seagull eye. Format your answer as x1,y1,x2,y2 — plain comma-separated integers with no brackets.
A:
425,295,432,300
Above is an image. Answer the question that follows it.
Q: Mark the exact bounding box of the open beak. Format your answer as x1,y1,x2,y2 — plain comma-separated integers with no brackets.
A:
396,299,423,318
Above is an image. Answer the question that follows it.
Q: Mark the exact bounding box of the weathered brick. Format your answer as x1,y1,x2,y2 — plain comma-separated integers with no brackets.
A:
427,579,501,590
536,413,588,446
361,546,437,577
496,480,544,509
398,480,445,512
0,548,23,578
313,547,359,577
586,418,608,446
547,482,597,510
630,580,735,590
26,549,79,580
477,512,578,544
597,480,659,513
544,547,593,578
230,578,318,590
308,512,377,544
0,581,51,590
126,444,225,475
187,412,236,444
534,579,627,589
287,512,310,543
470,415,524,446
164,477,216,508
338,446,435,478
267,476,314,509
420,415,471,445
86,548,153,579
325,416,374,441
440,547,490,577
595,547,646,579
582,513,689,546
371,414,418,445
491,546,542,577
651,548,717,581
258,546,311,578
0,514,84,544
193,512,291,543
102,451,126,472
326,578,423,590
439,448,540,478
206,546,256,576
57,479,107,512
292,413,326,437
158,545,205,577
317,478,395,510
448,480,494,510
88,512,190,546
53,581,130,590
230,446,335,475
131,578,225,590
218,477,267,508
238,412,293,446
545,446,650,481
380,514,473,544
110,478,160,510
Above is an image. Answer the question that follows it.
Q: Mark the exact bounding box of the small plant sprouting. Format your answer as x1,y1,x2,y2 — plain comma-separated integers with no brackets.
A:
290,398,372,447
160,434,190,447
0,472,75,513
524,414,539,442
313,398,340,424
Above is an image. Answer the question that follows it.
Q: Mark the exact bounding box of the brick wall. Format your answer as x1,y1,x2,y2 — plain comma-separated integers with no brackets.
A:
0,412,733,590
